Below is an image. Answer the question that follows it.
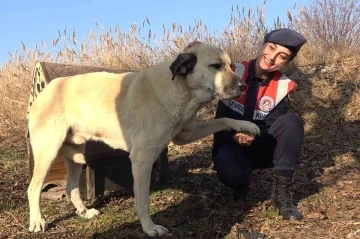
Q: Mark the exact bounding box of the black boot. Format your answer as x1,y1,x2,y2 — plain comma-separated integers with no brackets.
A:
271,170,303,220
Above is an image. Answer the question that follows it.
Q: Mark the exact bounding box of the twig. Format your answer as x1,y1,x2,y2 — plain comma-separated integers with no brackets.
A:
5,211,28,231
43,229,70,234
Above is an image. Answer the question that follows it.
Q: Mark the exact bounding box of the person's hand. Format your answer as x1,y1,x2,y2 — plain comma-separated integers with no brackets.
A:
183,40,202,51
233,132,255,147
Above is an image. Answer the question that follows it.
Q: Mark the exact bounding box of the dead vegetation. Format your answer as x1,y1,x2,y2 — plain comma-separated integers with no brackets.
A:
0,0,359,238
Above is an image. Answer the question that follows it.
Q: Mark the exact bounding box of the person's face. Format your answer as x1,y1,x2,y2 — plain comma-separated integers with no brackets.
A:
257,42,292,72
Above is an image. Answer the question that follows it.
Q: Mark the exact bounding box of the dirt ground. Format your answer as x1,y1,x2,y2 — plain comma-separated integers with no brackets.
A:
0,65,359,239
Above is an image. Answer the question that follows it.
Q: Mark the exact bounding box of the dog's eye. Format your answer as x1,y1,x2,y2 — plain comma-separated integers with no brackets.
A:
209,63,223,70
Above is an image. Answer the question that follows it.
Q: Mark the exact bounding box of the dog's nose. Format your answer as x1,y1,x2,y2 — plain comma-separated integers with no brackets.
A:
237,82,245,91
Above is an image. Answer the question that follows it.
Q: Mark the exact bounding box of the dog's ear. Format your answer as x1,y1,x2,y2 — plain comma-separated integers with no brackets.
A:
169,53,197,80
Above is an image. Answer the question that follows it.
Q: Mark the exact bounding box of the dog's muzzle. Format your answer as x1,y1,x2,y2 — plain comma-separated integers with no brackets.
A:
237,82,245,91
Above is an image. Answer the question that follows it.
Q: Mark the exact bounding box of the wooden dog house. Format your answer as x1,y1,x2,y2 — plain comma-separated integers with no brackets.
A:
26,62,168,200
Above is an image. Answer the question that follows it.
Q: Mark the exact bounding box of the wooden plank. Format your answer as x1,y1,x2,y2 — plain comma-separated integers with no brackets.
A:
45,156,67,182
86,166,96,200
40,62,135,81
159,147,169,183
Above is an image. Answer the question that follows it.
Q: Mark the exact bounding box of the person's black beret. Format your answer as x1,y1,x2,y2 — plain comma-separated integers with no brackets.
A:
264,28,307,59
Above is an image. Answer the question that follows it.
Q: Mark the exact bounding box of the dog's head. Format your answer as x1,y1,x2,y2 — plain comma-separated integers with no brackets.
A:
169,43,245,101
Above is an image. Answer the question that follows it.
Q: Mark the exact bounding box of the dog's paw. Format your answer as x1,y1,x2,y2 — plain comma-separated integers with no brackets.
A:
227,119,261,137
29,216,47,232
143,224,169,237
231,120,261,137
243,122,261,136
77,208,100,219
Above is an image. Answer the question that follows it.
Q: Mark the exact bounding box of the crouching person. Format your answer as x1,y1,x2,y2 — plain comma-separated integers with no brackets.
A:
212,28,307,220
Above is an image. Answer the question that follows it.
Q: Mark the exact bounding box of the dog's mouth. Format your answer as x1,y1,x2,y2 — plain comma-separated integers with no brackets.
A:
214,90,242,100
215,84,244,100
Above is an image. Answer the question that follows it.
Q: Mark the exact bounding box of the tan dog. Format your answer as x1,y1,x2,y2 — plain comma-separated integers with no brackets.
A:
27,43,260,237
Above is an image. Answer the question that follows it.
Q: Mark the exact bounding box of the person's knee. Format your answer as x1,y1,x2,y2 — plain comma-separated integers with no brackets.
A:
271,114,303,169
214,146,251,188
216,162,250,187
282,114,303,129
270,114,304,136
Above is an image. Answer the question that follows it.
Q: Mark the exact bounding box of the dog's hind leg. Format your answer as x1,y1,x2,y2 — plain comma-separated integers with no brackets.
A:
62,144,100,219
27,125,66,232
130,148,169,237
27,151,53,232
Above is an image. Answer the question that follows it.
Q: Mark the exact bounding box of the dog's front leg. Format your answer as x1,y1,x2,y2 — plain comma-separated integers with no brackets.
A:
130,150,168,237
173,117,260,145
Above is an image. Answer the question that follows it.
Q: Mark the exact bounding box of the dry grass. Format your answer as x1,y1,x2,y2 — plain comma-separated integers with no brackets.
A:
289,0,360,65
0,1,359,238
1,0,359,147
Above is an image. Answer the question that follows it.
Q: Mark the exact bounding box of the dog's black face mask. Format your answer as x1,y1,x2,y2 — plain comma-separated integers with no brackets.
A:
169,53,197,80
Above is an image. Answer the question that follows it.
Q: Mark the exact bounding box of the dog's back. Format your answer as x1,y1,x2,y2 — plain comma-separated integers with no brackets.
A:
28,69,173,152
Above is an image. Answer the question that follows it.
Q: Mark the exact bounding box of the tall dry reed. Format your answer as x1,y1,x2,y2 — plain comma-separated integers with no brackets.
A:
0,0,359,148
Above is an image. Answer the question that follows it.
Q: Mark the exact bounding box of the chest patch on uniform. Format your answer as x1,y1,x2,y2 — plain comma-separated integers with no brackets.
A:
258,96,275,112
